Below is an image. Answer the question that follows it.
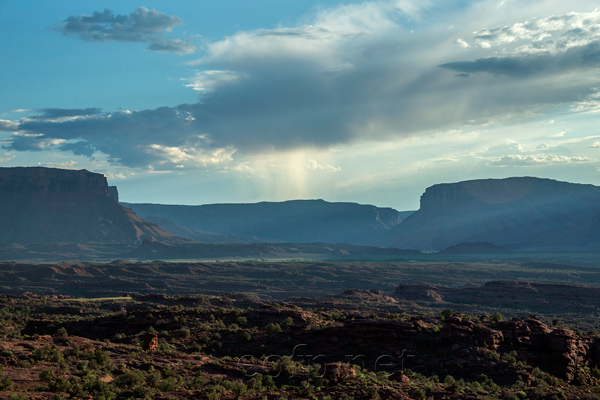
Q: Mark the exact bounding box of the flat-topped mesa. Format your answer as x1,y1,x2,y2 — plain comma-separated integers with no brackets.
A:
382,176,600,251
0,167,110,197
0,167,179,245
419,176,600,208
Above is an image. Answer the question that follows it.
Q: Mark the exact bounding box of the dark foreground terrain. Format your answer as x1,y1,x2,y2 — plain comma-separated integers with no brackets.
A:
1,261,600,398
1,291,600,399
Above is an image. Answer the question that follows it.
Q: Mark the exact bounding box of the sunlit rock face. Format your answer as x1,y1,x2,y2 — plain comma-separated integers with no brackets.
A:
381,177,600,251
0,167,177,245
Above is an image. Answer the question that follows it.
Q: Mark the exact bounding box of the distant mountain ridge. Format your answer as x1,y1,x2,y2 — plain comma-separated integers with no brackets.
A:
381,177,600,251
0,167,179,245
123,200,404,246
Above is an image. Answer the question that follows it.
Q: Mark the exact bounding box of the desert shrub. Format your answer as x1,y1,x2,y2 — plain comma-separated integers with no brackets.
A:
92,348,111,368
158,376,182,392
552,390,567,400
364,385,380,399
39,368,54,382
213,320,227,329
223,379,247,399
410,388,426,400
115,369,145,388
262,374,276,390
266,323,282,333
47,376,73,393
512,390,527,400
31,345,64,364
1,350,14,358
54,327,68,337
125,385,154,400
145,367,161,389
273,356,296,377
488,350,501,362
490,312,505,322
8,394,30,400
187,370,207,390
177,327,191,338
281,317,293,328
0,371,13,390
247,373,263,391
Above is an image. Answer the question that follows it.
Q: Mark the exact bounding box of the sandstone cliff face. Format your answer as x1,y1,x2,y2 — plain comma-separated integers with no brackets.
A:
381,177,600,251
124,199,404,245
0,167,178,245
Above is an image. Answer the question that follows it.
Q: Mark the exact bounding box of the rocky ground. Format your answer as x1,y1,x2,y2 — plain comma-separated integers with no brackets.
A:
1,291,600,399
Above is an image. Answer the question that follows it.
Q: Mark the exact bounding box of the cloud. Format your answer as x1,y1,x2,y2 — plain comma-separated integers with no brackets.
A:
441,40,600,77
0,119,19,132
463,10,600,55
0,153,15,163
6,1,600,172
8,135,66,151
146,38,196,55
27,108,102,121
307,159,341,172
57,7,195,54
37,161,79,170
489,154,591,166
484,141,524,156
184,70,244,95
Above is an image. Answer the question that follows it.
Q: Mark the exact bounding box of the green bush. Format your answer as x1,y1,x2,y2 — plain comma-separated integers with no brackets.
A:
265,323,281,333
0,371,13,390
115,370,145,388
490,312,505,323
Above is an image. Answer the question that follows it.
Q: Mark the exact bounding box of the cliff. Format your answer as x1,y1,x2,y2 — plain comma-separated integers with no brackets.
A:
380,177,600,251
123,199,404,245
0,167,179,245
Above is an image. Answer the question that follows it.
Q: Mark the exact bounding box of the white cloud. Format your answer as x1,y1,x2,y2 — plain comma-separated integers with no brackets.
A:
184,70,243,94
37,160,78,169
307,159,341,172
489,154,591,166
0,119,19,132
483,141,524,156
148,143,235,168
460,10,600,55
0,153,15,163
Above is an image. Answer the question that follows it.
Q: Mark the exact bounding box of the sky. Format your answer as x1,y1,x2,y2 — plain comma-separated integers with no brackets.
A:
2,0,600,210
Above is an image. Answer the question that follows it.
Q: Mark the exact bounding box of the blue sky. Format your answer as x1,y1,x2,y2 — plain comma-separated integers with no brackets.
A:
2,0,600,210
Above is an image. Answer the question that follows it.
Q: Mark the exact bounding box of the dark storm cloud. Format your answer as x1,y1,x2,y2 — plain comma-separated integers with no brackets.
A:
7,107,205,168
57,7,195,54
441,40,600,77
59,141,97,157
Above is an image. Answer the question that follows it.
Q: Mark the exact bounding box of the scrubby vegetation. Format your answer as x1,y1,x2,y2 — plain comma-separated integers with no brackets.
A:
0,286,599,399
